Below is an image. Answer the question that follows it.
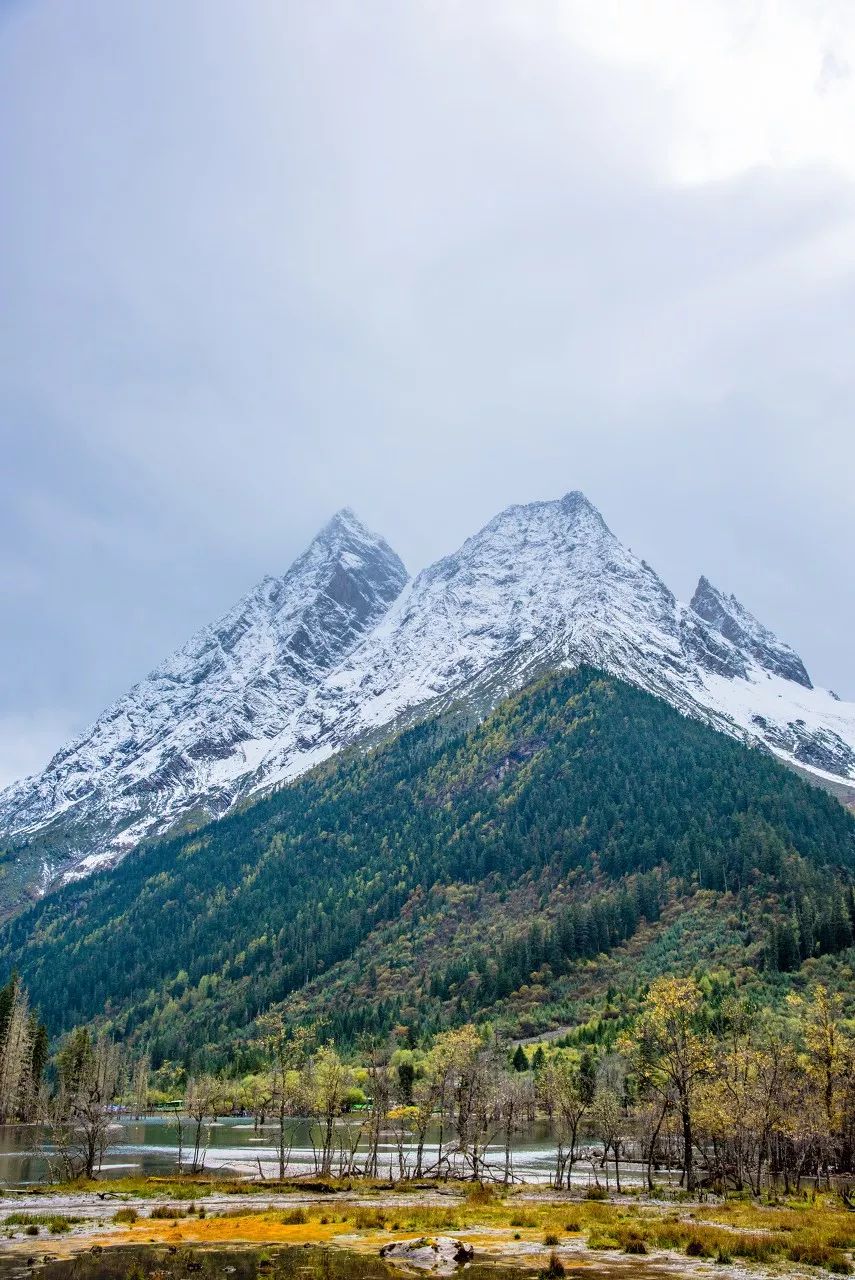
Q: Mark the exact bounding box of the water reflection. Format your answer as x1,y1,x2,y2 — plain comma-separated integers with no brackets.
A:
0,1117,574,1186
0,1247,536,1280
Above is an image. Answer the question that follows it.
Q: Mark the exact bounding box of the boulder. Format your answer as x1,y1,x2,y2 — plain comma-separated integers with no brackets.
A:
380,1236,474,1272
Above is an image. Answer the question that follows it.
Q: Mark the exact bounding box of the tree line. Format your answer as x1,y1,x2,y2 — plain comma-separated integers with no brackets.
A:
18,971,855,1195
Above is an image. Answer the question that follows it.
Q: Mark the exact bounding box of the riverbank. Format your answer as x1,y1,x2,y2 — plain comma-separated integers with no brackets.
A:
0,1179,852,1278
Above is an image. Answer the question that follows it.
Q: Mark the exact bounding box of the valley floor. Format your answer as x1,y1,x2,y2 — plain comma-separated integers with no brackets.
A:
0,1180,852,1280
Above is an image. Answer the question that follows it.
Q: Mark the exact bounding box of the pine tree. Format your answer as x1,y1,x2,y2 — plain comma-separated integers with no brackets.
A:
512,1045,529,1072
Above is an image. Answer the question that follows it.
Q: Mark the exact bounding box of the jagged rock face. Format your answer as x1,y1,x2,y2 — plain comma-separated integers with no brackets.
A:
690,575,813,688
0,490,853,904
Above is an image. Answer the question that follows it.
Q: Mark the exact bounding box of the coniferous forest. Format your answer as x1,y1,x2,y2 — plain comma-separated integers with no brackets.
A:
1,668,853,1072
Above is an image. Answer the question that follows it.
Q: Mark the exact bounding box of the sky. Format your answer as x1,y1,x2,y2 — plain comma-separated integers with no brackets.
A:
1,0,854,787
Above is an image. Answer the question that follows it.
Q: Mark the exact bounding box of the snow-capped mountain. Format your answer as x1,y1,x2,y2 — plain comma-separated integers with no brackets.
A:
1,491,853,903
251,491,855,792
0,508,406,884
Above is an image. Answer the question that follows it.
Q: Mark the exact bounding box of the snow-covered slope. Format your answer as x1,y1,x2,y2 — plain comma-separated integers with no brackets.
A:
249,491,855,792
0,509,406,885
1,490,853,903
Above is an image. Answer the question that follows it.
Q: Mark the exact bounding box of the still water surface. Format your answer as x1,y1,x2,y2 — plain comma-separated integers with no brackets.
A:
0,1116,585,1187
0,1115,663,1189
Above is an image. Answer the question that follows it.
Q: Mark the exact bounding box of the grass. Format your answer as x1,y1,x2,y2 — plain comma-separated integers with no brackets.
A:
3,1212,79,1234
30,1172,855,1276
279,1208,308,1225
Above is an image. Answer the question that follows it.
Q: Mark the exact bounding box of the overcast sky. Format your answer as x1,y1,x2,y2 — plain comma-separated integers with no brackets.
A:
2,0,854,787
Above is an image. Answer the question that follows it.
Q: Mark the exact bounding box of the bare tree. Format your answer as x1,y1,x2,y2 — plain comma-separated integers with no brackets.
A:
538,1054,594,1190
184,1075,224,1174
0,981,33,1123
46,1033,122,1180
131,1055,150,1119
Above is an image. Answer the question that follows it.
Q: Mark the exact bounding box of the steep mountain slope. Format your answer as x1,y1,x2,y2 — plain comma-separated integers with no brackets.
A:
0,509,406,895
253,492,855,793
1,491,853,908
2,669,853,1065
690,575,812,687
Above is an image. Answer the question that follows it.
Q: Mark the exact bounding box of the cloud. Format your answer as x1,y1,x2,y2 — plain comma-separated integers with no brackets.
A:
549,0,855,182
0,0,853,786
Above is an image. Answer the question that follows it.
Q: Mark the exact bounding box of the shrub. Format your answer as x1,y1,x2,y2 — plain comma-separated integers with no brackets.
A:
510,1213,537,1228
543,1233,560,1247
564,1220,581,1233
150,1205,187,1220
48,1218,71,1234
281,1208,308,1225
25,1225,39,1236
542,1253,565,1277
617,1228,647,1255
585,1186,607,1201
113,1208,139,1225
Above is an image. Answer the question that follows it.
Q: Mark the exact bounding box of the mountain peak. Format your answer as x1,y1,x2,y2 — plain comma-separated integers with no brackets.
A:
313,506,384,549
560,488,604,515
690,575,812,689
3,492,854,909
474,490,613,548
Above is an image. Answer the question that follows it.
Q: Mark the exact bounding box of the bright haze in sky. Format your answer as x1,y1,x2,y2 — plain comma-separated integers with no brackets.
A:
1,0,854,786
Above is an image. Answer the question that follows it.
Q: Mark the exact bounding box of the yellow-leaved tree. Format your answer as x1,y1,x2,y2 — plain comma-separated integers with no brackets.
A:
621,976,714,1191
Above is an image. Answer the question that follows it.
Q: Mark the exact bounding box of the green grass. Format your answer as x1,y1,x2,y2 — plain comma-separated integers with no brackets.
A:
3,1212,79,1233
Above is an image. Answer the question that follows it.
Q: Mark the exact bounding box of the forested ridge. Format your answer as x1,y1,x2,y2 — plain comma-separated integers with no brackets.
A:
1,667,853,1069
